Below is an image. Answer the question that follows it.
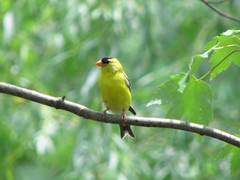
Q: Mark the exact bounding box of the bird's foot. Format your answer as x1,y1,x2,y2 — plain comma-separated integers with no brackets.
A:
102,108,110,119
122,113,127,124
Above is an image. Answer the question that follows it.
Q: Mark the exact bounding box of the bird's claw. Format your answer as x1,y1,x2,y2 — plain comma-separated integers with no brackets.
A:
102,111,107,119
102,108,110,119
122,113,127,124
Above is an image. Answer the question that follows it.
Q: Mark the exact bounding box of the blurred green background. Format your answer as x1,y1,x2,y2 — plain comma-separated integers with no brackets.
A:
1,0,240,179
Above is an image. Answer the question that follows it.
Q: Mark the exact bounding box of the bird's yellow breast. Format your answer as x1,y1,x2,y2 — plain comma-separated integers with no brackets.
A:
99,72,131,114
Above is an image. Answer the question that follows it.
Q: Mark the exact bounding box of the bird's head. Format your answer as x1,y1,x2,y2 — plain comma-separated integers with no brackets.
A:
96,57,123,73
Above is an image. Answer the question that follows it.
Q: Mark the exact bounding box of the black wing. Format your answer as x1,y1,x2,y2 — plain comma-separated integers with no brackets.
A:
124,73,131,91
124,73,137,115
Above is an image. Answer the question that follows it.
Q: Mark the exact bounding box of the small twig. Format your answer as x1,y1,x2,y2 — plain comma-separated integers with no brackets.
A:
214,44,240,49
200,0,240,23
55,96,66,109
1,82,240,147
234,35,240,41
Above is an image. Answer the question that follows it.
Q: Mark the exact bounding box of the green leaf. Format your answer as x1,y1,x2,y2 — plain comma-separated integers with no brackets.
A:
215,144,232,160
221,29,240,36
155,74,213,125
188,30,240,80
216,139,240,175
157,73,185,119
230,147,240,175
203,36,218,51
182,76,213,125
232,49,240,67
188,37,218,75
210,33,240,80
189,54,205,75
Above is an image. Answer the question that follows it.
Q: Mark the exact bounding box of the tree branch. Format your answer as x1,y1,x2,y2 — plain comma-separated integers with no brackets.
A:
206,0,228,4
200,0,240,23
1,82,240,147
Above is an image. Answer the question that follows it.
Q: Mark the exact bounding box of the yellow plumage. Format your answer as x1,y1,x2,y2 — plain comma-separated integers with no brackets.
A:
96,57,136,138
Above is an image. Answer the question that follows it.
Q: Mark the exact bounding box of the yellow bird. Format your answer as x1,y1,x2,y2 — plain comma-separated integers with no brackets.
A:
96,57,136,138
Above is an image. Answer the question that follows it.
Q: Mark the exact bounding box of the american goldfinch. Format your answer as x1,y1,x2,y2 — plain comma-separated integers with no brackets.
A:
96,57,136,138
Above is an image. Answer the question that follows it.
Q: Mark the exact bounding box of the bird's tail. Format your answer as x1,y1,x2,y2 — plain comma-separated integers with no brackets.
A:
119,125,135,138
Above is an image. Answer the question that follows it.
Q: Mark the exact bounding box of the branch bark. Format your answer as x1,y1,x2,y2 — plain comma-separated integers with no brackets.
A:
0,82,240,147
200,0,240,23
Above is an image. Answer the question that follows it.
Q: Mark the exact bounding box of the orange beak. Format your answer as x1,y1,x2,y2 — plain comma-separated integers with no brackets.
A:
96,60,103,66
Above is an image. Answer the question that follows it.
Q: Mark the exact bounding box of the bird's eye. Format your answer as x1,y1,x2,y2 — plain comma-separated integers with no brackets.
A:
101,57,111,64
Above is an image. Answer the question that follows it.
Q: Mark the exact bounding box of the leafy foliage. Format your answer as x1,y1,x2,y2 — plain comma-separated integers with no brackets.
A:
156,74,212,125
1,0,240,179
154,29,240,175
217,142,240,175
189,30,240,80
